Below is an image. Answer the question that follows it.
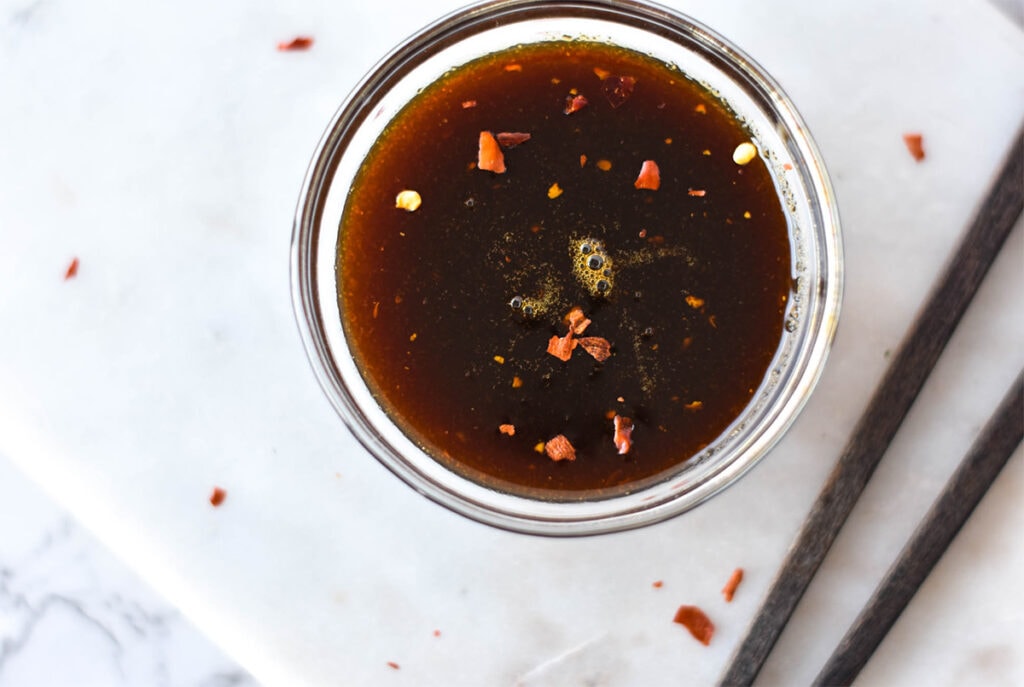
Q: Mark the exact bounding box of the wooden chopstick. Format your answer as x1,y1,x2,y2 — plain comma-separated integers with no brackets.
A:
718,126,1024,686
811,370,1024,686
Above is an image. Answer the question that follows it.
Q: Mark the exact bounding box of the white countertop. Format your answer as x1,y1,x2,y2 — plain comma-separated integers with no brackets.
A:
1,1,1022,685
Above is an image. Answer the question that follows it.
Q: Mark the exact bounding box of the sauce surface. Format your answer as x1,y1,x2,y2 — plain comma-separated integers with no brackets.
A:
338,41,791,498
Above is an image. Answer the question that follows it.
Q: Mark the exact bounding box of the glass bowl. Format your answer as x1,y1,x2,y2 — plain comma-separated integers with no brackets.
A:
290,0,842,536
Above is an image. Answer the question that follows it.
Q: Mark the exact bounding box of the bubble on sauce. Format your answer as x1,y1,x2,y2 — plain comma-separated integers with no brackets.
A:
571,237,614,296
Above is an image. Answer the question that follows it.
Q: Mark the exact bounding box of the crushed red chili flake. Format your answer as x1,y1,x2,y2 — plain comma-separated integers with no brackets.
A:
612,414,634,455
386,661,400,670
565,306,592,335
577,336,612,362
601,74,636,108
209,487,226,507
722,567,744,602
903,133,925,162
687,189,707,197
580,154,588,167
504,63,523,72
496,131,531,147
64,257,79,280
547,333,577,362
477,131,506,173
634,160,660,190
461,100,478,109
593,66,611,80
545,434,576,462
433,629,442,637
673,605,715,646
277,36,313,51
564,94,589,115
694,103,707,114
652,580,664,588
499,423,516,436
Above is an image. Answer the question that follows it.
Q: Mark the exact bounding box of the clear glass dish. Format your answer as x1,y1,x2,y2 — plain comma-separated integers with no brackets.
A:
290,0,843,536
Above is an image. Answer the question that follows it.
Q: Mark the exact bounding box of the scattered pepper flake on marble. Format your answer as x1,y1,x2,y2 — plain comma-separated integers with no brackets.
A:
64,257,79,280
545,434,576,462
634,160,660,190
903,133,925,162
652,580,664,589
209,487,227,507
673,605,715,646
722,568,744,602
386,661,401,670
277,36,314,51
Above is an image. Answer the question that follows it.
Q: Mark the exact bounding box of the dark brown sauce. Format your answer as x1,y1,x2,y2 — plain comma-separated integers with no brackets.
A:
338,41,791,499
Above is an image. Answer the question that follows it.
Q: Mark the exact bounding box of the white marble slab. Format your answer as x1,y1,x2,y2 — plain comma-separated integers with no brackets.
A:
0,453,255,686
1,0,1022,685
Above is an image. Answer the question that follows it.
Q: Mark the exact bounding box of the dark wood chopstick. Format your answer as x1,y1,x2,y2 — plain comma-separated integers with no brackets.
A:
718,126,1024,686
811,370,1024,686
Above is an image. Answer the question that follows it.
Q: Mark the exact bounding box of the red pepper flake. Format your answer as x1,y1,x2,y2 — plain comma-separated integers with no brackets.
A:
547,333,577,362
684,295,704,309
461,100,478,109
673,605,715,646
545,434,576,462
687,189,707,197
477,131,506,174
593,66,611,80
580,154,588,167
565,306,591,335
601,75,636,108
903,133,925,162
496,132,531,148
577,336,612,362
694,103,707,114
612,414,634,455
504,63,523,72
64,257,79,280
372,301,380,319
652,580,664,589
277,36,314,51
499,423,516,436
564,94,589,115
634,160,660,190
596,159,612,172
386,661,401,670
783,162,794,170
209,487,226,507
722,567,744,602
433,629,442,637
684,400,703,411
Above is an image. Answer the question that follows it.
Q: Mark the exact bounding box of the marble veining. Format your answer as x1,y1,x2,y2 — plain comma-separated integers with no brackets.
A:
0,455,255,687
